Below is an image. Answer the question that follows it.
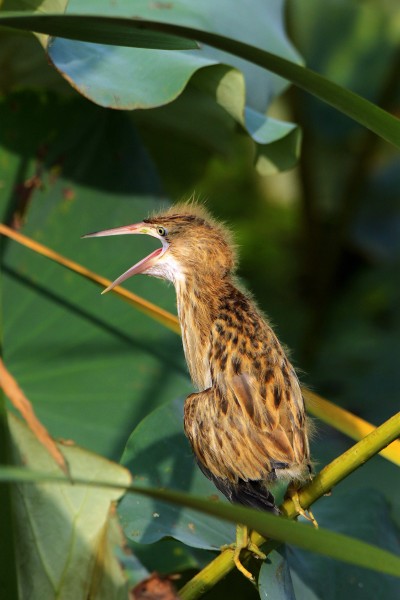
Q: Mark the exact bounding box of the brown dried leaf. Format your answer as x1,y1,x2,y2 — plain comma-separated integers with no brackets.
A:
131,573,180,600
0,358,69,476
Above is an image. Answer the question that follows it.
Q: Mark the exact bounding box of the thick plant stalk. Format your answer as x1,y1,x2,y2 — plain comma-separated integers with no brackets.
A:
179,411,400,600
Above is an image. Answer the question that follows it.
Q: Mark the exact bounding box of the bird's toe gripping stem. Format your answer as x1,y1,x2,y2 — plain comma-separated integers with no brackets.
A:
221,523,266,583
286,485,318,528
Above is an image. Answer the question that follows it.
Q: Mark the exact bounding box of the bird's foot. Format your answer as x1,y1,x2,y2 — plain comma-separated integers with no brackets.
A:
286,487,318,528
221,524,266,582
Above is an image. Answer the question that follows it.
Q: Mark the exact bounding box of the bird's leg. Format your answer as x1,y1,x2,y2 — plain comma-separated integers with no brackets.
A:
221,523,266,582
286,483,318,528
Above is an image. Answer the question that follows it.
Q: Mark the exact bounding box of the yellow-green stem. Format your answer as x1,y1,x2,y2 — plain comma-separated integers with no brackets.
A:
179,411,400,600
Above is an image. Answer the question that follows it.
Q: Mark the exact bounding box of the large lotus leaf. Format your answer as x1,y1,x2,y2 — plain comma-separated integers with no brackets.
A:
118,396,236,550
57,0,300,109
8,413,132,600
1,0,66,11
133,66,300,180
287,488,400,600
289,570,320,600
45,0,301,174
0,91,192,460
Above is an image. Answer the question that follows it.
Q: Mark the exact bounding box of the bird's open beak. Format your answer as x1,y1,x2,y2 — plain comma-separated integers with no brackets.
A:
82,222,168,294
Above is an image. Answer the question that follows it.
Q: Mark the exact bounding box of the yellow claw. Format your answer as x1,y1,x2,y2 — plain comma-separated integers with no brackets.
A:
287,486,319,528
221,523,266,582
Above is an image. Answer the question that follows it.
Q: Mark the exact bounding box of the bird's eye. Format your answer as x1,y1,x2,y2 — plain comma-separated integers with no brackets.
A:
157,226,167,237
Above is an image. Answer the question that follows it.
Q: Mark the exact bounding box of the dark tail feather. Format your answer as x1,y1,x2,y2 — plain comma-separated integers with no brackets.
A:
229,479,278,513
196,459,279,514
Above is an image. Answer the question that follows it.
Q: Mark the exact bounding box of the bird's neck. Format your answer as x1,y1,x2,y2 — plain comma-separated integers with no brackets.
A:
174,271,229,390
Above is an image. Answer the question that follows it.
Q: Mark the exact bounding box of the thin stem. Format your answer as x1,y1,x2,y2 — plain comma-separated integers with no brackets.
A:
179,411,400,600
0,224,180,335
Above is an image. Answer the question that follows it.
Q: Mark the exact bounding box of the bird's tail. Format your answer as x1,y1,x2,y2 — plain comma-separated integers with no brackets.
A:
228,479,279,514
197,460,279,513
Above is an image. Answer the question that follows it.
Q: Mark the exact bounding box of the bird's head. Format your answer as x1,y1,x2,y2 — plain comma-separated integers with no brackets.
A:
83,203,236,294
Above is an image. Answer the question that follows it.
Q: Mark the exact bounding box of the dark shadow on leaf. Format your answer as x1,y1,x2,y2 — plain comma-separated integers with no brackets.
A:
3,265,187,375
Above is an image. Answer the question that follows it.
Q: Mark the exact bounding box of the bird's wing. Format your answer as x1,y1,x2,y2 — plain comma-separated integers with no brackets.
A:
184,371,309,484
184,386,274,482
223,370,309,480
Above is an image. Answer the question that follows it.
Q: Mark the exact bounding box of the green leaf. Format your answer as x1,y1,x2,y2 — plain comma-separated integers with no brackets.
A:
287,488,400,600
119,397,236,550
0,91,191,459
0,2,302,174
114,544,150,588
131,539,205,577
1,465,400,580
289,569,320,600
51,0,301,105
132,68,301,179
7,413,131,599
259,549,296,600
0,9,398,146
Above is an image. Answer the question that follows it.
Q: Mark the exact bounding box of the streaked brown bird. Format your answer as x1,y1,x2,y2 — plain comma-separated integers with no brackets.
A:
83,203,313,580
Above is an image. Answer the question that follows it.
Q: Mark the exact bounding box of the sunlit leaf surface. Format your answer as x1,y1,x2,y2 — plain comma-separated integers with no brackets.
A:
0,1,302,174
9,413,131,600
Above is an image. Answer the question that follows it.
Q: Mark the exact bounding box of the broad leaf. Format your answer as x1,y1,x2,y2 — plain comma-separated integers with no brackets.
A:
8,413,131,600
0,2,303,174
0,91,191,459
119,397,236,550
287,488,400,600
0,9,398,147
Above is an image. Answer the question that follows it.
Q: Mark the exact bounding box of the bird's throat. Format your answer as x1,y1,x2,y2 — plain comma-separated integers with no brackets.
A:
174,274,221,390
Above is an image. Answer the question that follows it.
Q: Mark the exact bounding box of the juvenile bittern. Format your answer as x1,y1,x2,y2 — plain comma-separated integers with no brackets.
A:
84,203,312,581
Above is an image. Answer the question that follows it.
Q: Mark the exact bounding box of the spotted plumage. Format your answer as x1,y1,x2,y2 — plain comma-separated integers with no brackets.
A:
83,202,313,580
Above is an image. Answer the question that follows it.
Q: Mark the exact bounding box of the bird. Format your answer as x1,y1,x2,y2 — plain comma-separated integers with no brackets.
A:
83,202,313,581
